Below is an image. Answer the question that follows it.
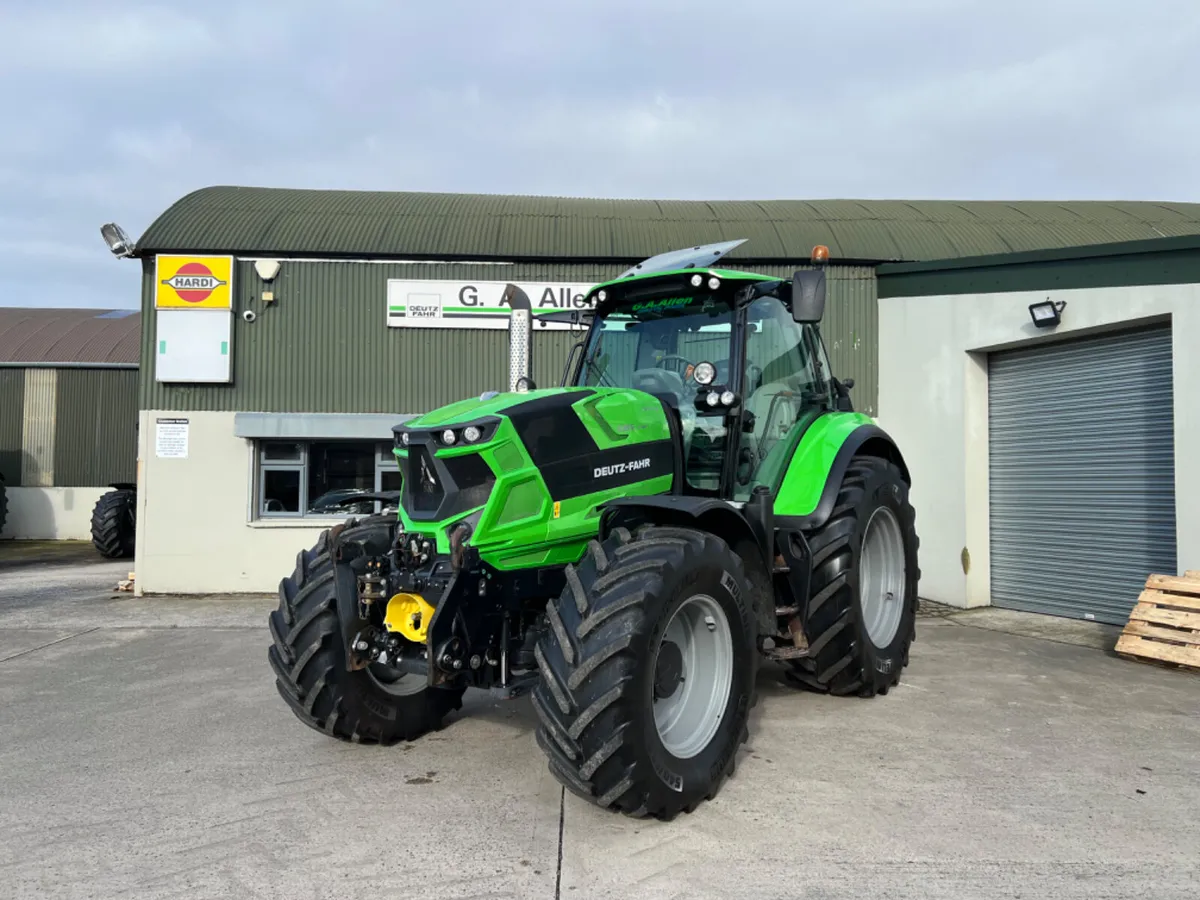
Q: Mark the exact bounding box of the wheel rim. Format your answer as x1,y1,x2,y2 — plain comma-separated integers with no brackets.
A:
652,594,733,760
366,664,427,697
860,506,906,648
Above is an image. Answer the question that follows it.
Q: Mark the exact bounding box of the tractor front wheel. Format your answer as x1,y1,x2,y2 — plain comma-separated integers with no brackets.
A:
533,525,758,820
789,456,920,696
267,516,465,743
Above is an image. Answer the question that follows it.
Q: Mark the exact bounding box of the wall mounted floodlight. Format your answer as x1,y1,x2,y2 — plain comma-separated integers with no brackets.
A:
1029,299,1066,328
100,223,134,258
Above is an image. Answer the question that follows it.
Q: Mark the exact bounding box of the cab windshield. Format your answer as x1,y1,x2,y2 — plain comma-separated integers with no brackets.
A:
575,294,734,404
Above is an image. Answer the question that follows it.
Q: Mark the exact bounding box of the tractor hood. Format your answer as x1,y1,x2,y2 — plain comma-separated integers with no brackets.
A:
390,386,678,563
403,387,597,429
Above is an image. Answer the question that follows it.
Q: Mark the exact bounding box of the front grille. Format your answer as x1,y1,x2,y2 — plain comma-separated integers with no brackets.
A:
400,445,496,521
444,453,495,514
406,444,443,513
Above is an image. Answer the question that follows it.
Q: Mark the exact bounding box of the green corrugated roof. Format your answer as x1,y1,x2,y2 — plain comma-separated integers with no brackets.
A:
134,186,1200,263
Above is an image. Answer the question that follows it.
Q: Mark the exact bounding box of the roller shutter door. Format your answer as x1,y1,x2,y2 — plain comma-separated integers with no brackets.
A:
988,324,1177,624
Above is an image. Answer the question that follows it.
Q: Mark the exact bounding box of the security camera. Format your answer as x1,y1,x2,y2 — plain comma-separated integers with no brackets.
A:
243,309,257,323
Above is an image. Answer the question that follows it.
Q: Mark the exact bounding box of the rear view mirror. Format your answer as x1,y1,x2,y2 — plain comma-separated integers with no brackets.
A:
790,270,826,323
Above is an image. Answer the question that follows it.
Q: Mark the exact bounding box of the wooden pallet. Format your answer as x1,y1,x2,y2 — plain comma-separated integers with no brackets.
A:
1115,571,1200,672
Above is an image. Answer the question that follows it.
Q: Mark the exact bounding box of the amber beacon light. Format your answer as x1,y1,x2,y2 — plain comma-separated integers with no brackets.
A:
811,244,830,264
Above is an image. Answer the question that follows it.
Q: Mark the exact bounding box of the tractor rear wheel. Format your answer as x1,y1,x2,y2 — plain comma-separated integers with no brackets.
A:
789,456,920,696
267,516,465,743
533,525,757,820
90,488,136,558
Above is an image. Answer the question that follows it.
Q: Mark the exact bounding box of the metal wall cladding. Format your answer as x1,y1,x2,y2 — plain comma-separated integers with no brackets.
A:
21,369,56,487
988,324,1177,625
0,368,25,484
138,260,879,416
54,369,138,486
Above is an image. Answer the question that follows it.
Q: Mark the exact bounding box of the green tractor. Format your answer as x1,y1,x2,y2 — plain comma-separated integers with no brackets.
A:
267,240,919,820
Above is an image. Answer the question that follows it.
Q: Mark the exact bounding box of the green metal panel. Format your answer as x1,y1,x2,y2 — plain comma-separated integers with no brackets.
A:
135,187,1200,264
0,368,24,485
137,260,880,417
879,236,1200,298
54,369,138,486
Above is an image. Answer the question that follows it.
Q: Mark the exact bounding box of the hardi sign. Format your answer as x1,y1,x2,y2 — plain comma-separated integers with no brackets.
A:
154,255,234,309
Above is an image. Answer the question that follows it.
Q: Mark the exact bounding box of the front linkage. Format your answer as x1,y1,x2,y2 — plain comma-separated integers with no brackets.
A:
334,518,565,700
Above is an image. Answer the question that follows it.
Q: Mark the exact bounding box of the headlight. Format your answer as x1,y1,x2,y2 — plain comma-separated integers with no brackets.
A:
707,276,720,290
690,274,703,287
442,429,457,445
401,432,410,446
706,391,721,407
693,361,716,385
463,425,482,443
720,390,736,406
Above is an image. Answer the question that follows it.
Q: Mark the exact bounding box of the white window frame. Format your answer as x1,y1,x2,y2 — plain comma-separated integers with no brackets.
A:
255,439,401,520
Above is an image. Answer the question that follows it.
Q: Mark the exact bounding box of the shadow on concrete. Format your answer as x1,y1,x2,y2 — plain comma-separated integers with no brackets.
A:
0,540,108,571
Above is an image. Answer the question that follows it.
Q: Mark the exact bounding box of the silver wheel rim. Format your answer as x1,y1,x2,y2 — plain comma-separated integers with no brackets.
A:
652,594,734,760
366,664,427,697
860,506,906,648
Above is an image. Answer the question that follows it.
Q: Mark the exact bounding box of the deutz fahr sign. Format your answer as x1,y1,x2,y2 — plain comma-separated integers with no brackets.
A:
386,279,595,330
155,255,234,309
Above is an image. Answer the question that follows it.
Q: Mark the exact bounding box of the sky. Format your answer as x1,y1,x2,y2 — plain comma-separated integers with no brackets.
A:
2,0,1199,310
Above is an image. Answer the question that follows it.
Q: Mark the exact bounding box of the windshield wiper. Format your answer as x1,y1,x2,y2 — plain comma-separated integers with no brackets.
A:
582,350,615,387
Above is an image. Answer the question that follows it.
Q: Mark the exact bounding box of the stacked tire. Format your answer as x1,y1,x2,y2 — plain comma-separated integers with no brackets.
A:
90,487,136,559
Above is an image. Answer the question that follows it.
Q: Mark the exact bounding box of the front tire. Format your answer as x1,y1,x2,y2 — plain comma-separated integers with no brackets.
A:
533,525,758,820
789,456,920,696
267,516,465,743
90,488,136,558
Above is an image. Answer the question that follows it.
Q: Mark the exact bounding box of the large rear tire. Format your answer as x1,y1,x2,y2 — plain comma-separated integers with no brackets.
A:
533,525,758,820
267,515,465,743
789,456,920,696
90,488,136,559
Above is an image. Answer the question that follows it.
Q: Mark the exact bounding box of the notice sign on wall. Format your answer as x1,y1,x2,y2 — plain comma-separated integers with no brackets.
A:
155,418,189,459
386,280,596,330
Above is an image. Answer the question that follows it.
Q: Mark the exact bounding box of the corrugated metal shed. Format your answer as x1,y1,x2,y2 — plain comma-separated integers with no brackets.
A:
0,307,141,366
134,187,1200,263
138,260,881,416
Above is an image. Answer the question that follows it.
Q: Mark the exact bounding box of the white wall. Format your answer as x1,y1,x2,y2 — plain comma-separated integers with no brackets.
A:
135,410,335,595
879,282,1199,609
0,486,109,540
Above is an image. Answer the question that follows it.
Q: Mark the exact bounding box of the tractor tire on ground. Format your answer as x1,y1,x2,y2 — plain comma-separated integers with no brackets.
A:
533,524,758,820
267,515,465,743
90,488,136,559
789,455,920,697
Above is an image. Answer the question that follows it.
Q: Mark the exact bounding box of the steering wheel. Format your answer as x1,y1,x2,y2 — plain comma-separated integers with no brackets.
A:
654,354,694,379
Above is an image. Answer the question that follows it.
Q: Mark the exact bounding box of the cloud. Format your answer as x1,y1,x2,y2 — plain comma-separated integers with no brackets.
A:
0,7,218,72
2,0,1200,309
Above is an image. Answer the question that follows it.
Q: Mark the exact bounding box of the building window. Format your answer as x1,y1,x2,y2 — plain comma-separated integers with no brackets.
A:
255,440,400,519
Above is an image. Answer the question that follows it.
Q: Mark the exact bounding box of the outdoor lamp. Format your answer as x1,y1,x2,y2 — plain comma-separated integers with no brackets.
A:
1029,299,1066,328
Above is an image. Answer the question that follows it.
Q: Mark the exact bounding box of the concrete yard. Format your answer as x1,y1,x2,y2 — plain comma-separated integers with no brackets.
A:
1,542,1198,899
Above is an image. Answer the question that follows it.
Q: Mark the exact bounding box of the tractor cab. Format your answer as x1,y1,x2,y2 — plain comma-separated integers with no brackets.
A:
570,243,843,500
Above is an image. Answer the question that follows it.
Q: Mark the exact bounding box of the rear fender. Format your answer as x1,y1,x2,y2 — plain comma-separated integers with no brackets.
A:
774,423,909,532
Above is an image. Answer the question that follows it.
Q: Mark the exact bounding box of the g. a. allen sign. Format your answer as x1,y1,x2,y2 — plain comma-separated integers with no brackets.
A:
155,255,234,309
386,279,596,330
